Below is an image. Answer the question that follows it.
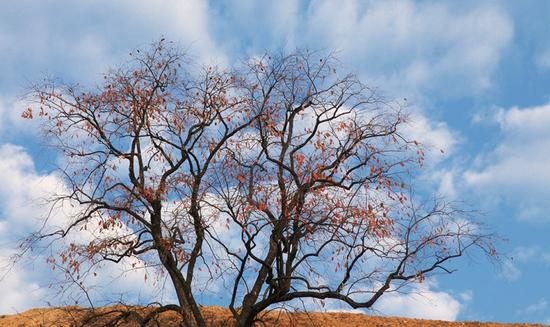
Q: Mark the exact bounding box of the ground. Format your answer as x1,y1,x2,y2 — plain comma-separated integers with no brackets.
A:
0,306,547,327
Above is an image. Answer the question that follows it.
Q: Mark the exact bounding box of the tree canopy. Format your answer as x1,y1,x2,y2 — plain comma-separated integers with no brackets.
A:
23,40,495,327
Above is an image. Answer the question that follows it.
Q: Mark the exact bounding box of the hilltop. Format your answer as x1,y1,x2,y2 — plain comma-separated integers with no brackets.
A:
0,306,546,327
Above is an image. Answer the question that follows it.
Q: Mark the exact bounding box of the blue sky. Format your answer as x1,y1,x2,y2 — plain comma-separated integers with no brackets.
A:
0,0,549,323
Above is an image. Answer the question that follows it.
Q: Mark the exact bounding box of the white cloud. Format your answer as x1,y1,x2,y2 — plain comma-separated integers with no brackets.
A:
275,279,467,322
0,144,166,314
512,246,541,262
304,0,513,97
500,259,521,282
0,97,58,143
511,246,550,266
120,0,225,64
0,0,226,95
535,48,550,70
517,298,548,316
403,110,458,162
372,280,466,321
459,290,473,302
0,144,61,313
400,110,459,199
432,169,458,199
0,262,45,314
498,246,550,283
0,144,62,232
494,104,550,135
464,103,550,222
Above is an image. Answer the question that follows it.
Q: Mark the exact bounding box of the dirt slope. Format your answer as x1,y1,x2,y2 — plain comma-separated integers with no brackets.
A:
0,306,546,327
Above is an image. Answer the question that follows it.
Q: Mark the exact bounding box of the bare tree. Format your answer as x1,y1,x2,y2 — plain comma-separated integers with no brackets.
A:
23,40,495,327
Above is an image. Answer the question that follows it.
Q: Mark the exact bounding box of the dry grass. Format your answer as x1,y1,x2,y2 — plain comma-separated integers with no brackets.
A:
0,306,547,327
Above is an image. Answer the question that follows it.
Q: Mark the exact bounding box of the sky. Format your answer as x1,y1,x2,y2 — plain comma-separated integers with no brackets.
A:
0,0,549,324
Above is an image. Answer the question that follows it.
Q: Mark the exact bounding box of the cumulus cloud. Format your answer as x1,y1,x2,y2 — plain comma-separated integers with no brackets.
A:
277,279,467,322
302,0,513,97
372,280,466,321
1,0,469,165
178,0,513,99
0,144,61,313
464,103,550,222
119,0,224,63
0,262,45,314
0,144,165,314
403,109,458,162
431,169,458,199
0,144,62,232
0,0,225,95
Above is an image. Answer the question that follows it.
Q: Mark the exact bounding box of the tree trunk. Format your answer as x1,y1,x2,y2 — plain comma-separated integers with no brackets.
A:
235,309,257,327
164,264,205,327
151,206,206,327
235,237,279,327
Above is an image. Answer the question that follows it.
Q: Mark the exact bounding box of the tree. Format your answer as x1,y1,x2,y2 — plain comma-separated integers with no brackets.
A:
24,40,495,327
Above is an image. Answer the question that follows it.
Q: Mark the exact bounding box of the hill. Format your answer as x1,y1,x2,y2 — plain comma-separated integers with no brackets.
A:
0,306,546,327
